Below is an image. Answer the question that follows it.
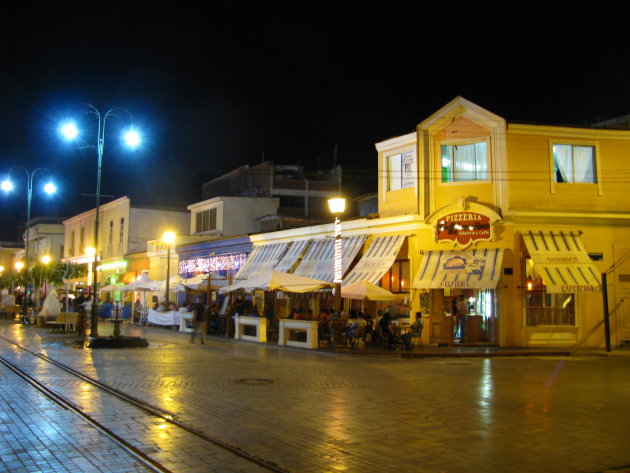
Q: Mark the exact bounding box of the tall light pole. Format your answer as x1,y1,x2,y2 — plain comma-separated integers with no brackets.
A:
162,231,176,307
2,168,56,313
60,105,141,338
328,197,346,315
1,168,56,267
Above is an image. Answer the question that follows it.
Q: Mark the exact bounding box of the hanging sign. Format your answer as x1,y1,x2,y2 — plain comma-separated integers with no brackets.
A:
437,212,491,246
429,197,501,248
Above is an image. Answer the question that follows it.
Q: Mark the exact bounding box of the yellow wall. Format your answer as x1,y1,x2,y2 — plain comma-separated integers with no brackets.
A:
506,125,630,213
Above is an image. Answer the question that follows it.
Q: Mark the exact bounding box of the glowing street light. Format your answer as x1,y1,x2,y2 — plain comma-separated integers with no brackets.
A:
59,105,142,338
2,167,56,315
1,167,57,267
328,197,346,315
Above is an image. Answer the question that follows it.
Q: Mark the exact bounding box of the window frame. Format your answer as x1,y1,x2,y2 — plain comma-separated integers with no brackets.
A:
386,150,416,192
195,207,218,233
439,137,491,184
525,274,576,326
549,140,602,195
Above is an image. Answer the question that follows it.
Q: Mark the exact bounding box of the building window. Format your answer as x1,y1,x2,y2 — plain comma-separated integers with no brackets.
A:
380,260,410,293
108,221,113,256
70,230,76,256
525,276,575,326
119,218,125,253
195,208,217,233
441,141,489,182
553,144,596,183
79,227,85,253
387,151,415,191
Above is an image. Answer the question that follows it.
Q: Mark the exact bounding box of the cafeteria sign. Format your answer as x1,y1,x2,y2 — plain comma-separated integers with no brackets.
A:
430,197,500,248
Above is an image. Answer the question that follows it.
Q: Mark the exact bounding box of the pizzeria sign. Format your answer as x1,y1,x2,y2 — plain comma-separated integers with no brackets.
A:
438,212,491,243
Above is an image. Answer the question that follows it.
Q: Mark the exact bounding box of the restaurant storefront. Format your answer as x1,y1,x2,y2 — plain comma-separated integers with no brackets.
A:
411,200,506,345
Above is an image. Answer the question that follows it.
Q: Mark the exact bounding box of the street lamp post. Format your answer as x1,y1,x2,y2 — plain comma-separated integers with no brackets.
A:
162,231,176,306
60,105,141,338
328,197,346,316
2,167,56,314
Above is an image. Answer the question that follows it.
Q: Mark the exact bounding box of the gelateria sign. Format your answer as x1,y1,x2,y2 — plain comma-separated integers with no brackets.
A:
429,198,500,248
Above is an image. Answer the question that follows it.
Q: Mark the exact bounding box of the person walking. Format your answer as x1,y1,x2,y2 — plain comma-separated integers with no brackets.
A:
190,299,207,344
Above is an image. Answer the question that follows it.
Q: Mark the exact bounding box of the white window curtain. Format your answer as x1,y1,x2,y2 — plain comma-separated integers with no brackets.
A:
474,142,488,179
452,142,488,181
454,144,475,181
388,154,402,191
554,144,572,182
573,146,595,182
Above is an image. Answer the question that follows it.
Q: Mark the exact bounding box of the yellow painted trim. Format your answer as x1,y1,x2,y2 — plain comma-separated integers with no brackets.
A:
509,123,630,140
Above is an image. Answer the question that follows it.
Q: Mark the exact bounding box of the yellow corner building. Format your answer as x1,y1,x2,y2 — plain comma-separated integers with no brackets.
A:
375,96,630,348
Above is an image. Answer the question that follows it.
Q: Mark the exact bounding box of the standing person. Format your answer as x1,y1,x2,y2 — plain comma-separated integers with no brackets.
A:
190,299,207,344
456,295,469,340
77,295,91,336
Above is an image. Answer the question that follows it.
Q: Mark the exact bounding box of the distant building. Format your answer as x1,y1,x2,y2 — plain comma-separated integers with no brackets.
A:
201,161,342,231
0,242,22,273
18,218,65,264
63,196,189,289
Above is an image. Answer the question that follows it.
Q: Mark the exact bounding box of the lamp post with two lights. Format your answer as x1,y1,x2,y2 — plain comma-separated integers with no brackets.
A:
59,105,142,339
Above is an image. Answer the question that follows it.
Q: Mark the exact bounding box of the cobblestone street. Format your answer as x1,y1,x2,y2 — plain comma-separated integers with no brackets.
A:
1,319,629,473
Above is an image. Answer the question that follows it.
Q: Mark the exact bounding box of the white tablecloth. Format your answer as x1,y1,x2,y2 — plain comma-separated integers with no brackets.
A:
147,309,181,326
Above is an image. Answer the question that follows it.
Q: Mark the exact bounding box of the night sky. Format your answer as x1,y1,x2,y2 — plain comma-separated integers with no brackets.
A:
1,4,629,242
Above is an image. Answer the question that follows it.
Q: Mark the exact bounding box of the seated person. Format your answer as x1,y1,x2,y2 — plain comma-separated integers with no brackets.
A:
293,308,306,320
208,304,220,333
343,317,366,346
402,313,424,351
378,312,399,349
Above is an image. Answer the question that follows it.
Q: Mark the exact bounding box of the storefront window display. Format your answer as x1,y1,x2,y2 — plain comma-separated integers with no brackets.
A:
526,276,575,326
445,288,497,343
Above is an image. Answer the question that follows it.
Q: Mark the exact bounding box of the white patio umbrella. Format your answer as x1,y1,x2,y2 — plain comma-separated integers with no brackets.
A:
121,275,158,292
341,281,395,301
219,270,332,294
182,272,229,290
137,275,185,292
100,283,125,292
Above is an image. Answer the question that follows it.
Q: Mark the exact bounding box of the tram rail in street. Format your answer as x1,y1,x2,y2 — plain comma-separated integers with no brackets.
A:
0,335,289,473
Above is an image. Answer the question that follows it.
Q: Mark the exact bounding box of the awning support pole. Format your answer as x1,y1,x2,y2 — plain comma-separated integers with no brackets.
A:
602,272,611,352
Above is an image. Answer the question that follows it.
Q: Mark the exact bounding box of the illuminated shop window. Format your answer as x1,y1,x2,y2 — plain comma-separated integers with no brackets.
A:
441,141,488,182
380,260,410,293
553,144,596,183
525,275,575,326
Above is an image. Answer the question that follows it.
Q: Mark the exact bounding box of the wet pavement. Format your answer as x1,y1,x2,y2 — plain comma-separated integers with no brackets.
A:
1,318,630,473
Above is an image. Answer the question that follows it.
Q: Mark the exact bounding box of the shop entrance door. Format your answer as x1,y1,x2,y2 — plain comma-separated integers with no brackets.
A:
428,289,453,344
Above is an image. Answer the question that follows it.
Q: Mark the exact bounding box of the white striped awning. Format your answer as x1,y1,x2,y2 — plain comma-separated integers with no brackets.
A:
343,235,406,286
413,248,504,289
274,240,310,273
232,242,289,281
292,235,366,282
522,231,601,293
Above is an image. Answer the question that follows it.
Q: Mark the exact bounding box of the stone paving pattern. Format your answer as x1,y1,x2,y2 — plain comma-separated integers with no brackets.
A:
1,319,630,473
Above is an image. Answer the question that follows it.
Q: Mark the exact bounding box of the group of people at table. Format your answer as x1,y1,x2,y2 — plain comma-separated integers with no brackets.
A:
176,297,426,351
285,307,425,351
